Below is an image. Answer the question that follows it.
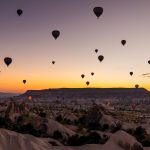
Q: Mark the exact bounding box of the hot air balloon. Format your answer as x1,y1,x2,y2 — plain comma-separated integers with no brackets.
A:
28,96,32,101
148,60,150,64
4,57,12,67
91,72,94,76
98,55,104,62
93,7,103,18
95,49,98,53
130,72,133,76
135,84,139,88
52,30,60,39
86,81,90,86
17,9,23,16
81,74,85,78
23,80,26,84
52,61,55,64
121,40,126,46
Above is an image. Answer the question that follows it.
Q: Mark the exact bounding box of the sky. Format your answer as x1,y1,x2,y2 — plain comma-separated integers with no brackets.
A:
0,0,150,93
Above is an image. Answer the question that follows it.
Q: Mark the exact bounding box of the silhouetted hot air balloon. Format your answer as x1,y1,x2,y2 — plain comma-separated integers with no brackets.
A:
86,81,90,86
81,74,85,78
91,72,94,76
52,61,55,64
23,80,26,84
4,57,12,67
52,30,60,39
95,49,98,53
93,7,103,18
135,84,139,88
121,40,126,46
148,60,150,64
17,9,23,16
130,72,133,76
98,55,104,62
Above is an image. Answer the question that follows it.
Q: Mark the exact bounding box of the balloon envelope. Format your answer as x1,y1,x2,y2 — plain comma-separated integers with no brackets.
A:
28,96,32,101
121,40,126,46
95,49,98,53
52,30,60,39
17,9,23,16
4,57,12,67
135,84,139,88
52,61,55,64
130,72,133,76
98,55,104,62
93,7,103,18
81,74,85,78
86,81,90,86
23,80,26,84
148,60,150,64
91,72,94,76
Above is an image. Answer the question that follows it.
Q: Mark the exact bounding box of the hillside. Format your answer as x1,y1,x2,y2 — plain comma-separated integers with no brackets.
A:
18,88,150,101
0,92,19,98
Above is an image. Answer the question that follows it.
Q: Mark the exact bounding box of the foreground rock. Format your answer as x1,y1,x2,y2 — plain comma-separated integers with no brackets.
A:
0,128,145,150
0,128,51,150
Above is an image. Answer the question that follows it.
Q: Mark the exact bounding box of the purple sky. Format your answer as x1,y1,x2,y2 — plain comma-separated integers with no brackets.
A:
0,0,150,92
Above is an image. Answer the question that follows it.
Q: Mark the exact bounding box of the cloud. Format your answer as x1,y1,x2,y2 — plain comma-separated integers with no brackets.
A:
142,73,150,76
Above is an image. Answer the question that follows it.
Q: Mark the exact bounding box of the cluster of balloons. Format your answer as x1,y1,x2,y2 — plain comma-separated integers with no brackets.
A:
3,7,146,89
80,72,95,86
4,57,27,84
17,9,60,40
94,49,104,63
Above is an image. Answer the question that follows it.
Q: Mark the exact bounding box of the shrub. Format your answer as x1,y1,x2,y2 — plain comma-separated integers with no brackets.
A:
52,130,63,140
39,112,46,118
102,124,109,131
67,132,108,146
56,115,62,122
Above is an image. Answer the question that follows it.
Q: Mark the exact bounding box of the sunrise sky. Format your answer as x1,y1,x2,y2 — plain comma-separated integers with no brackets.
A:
0,0,150,93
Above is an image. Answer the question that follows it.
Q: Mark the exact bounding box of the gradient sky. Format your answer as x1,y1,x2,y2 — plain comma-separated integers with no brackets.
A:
0,0,150,93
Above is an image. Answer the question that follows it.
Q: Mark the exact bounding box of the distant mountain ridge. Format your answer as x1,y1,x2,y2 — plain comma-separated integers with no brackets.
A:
0,92,19,98
18,88,150,100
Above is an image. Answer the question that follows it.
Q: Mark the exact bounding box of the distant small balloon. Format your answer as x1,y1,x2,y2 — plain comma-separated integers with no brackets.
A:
135,84,139,88
95,49,98,53
17,9,23,16
98,55,104,62
121,40,126,46
4,57,12,67
52,61,55,64
81,74,85,78
86,81,90,86
91,72,94,76
52,30,60,39
130,72,133,76
148,60,150,64
93,7,103,18
28,96,32,101
23,80,26,84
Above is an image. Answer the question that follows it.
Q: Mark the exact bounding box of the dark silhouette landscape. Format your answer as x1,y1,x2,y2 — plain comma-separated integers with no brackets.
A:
0,0,150,150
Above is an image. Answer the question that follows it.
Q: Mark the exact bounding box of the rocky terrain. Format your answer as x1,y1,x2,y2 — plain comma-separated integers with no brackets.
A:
0,88,150,149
